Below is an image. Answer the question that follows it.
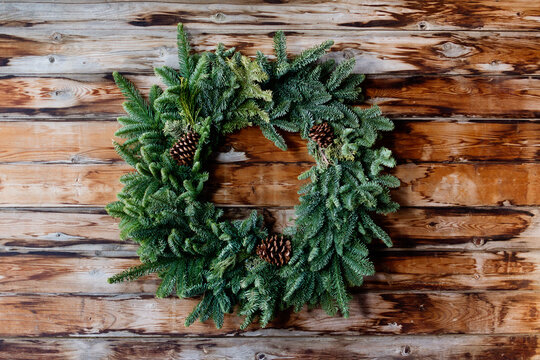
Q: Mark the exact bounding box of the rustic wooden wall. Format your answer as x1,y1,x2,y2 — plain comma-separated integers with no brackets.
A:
0,1,539,359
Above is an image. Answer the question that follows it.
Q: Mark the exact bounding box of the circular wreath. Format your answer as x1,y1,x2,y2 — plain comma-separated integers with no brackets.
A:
107,24,399,329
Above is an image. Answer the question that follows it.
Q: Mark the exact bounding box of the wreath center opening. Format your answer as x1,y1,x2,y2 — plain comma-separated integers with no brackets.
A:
204,127,312,209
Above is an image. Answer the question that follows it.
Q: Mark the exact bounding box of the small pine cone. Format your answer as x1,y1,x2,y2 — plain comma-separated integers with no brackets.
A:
170,131,200,166
256,234,291,266
309,122,334,148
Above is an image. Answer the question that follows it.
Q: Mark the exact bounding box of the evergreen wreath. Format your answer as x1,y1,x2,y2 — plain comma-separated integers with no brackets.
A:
107,24,399,329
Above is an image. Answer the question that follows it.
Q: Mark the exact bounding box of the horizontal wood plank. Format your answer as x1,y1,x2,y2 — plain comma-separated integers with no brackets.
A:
0,121,120,164
0,291,537,336
2,29,540,76
206,162,540,207
1,121,539,164
1,250,538,293
1,75,539,119
2,207,537,252
1,1,539,31
390,163,539,207
0,335,538,359
208,162,540,206
0,162,537,207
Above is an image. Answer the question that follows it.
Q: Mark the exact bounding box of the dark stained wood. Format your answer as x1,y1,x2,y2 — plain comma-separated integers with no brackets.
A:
363,76,540,119
2,121,538,164
1,1,539,31
2,207,537,252
1,75,539,119
1,250,538,293
2,30,540,76
0,163,537,207
0,335,538,360
0,291,537,336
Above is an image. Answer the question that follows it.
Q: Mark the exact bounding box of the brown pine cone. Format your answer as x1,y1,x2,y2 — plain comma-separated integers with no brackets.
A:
256,234,291,266
309,122,334,148
170,131,200,166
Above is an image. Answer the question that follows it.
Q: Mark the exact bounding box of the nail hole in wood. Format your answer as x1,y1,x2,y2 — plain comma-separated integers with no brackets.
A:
214,12,226,22
401,345,411,356
51,32,62,42
472,238,485,247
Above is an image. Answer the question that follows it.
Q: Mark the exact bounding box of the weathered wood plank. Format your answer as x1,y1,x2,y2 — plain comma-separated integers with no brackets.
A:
2,207,537,252
0,121,120,164
0,335,538,360
1,1,539,31
224,121,540,163
0,163,537,207
211,162,540,207
1,121,538,163
1,250,538,293
390,163,539,207
389,121,540,163
2,29,540,75
378,207,539,250
1,75,539,119
0,291,537,336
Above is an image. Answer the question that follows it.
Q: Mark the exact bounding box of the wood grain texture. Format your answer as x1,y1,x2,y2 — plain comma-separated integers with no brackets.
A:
0,291,538,336
2,29,540,76
1,121,538,163
1,75,539,119
2,207,537,252
1,250,538,293
0,162,537,207
0,335,538,360
1,1,539,31
0,0,539,355
209,162,540,206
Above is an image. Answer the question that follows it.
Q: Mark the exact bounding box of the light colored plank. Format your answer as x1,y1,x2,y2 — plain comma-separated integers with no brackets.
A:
378,207,540,251
0,291,537,336
1,250,538,293
2,207,538,252
391,163,539,207
210,162,540,207
0,335,538,360
0,163,538,207
0,121,120,164
2,29,540,75
1,121,539,163
1,75,539,119
0,163,129,207
1,1,539,31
